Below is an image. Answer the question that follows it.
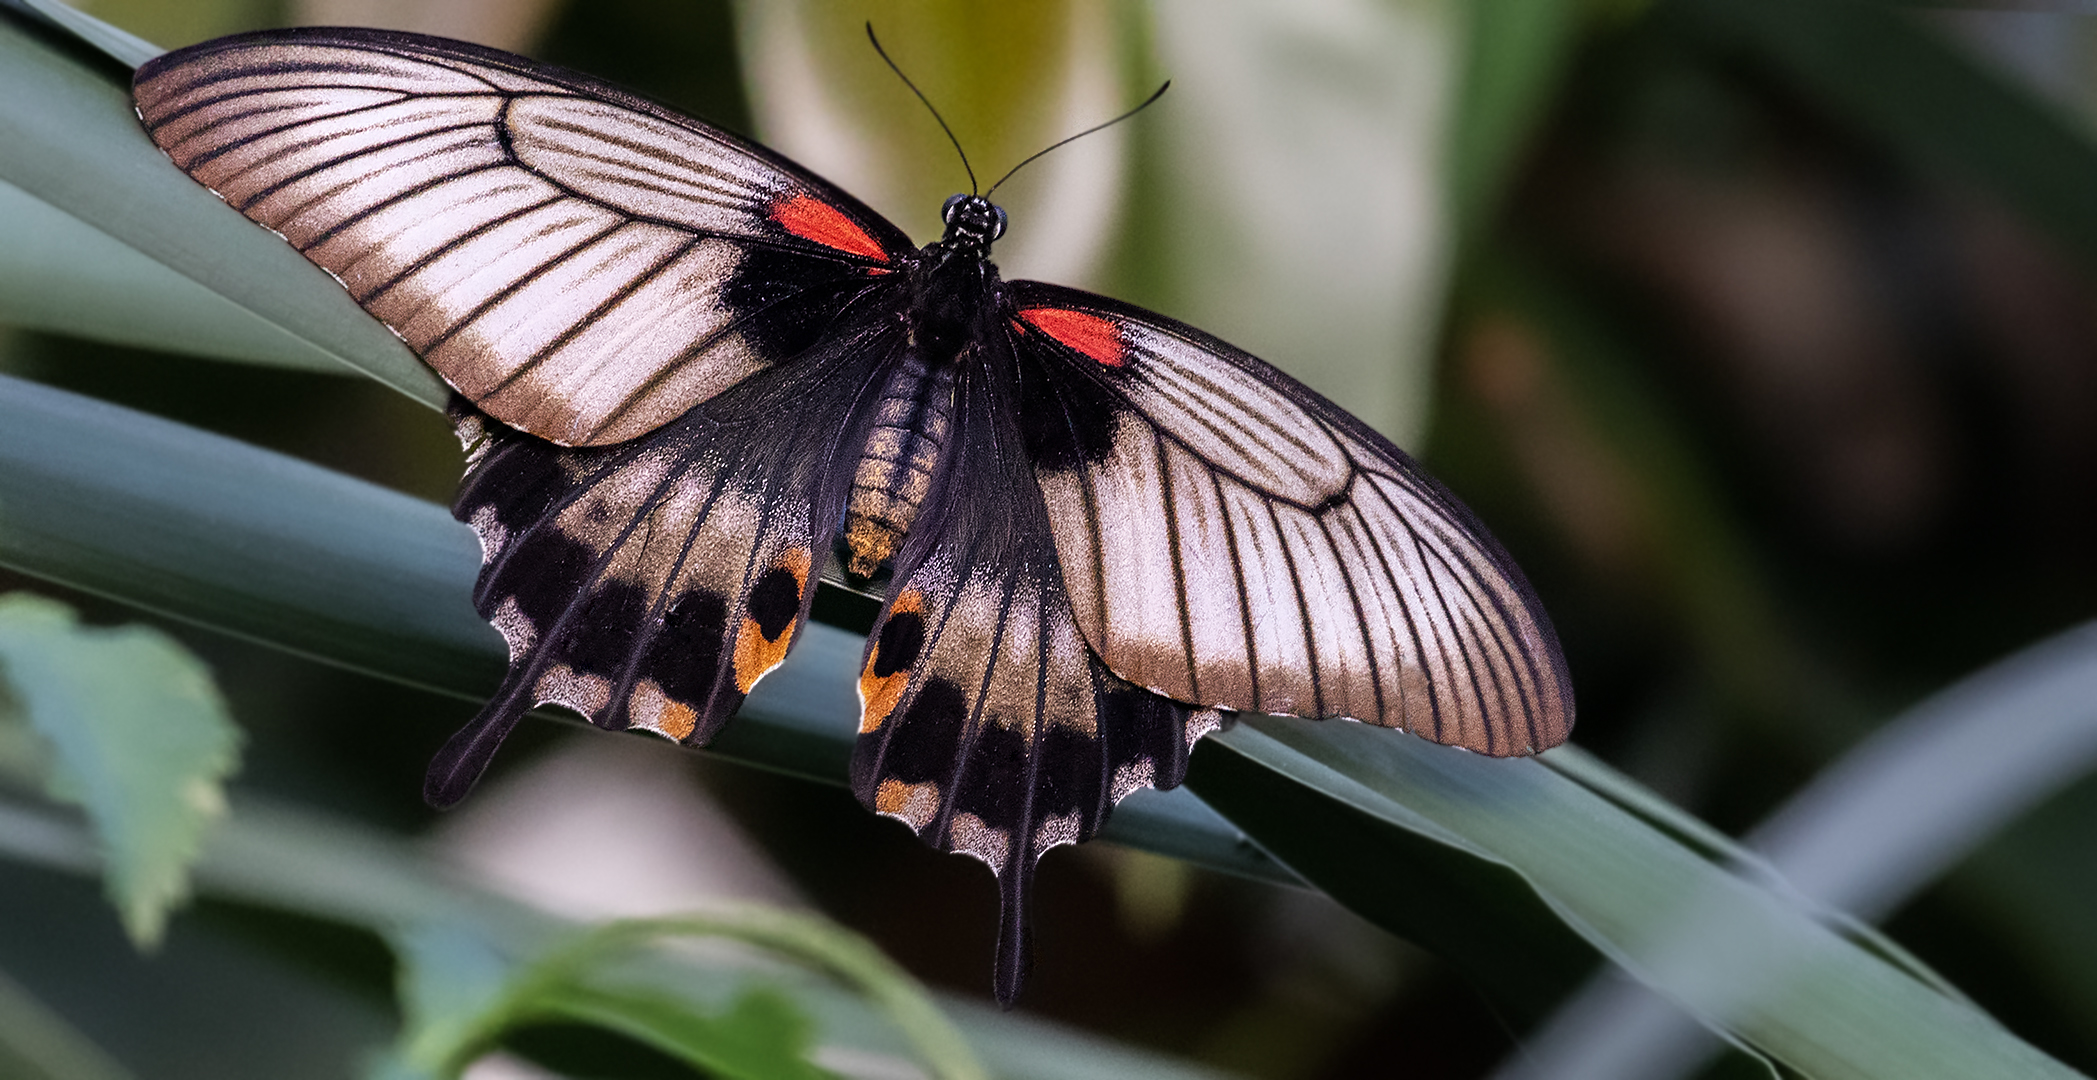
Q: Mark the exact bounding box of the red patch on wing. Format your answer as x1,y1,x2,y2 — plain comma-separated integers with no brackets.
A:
1018,307,1124,366
769,193,888,261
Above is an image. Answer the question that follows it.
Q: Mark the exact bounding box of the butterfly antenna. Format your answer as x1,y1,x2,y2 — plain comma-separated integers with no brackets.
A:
984,80,1170,198
866,23,978,195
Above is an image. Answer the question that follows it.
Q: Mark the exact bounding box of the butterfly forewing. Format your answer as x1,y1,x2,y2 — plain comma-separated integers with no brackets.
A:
1011,283,1572,756
133,28,910,447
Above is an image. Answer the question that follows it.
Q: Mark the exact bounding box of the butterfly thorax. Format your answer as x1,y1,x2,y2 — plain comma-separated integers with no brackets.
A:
838,197,1008,581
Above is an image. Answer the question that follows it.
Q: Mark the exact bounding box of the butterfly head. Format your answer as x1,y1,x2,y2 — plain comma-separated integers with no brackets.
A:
940,194,1007,256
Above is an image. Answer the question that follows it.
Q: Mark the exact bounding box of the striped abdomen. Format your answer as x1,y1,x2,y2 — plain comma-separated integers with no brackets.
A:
842,350,956,578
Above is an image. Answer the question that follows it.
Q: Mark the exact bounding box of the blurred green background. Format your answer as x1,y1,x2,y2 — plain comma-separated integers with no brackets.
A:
2,0,2096,1077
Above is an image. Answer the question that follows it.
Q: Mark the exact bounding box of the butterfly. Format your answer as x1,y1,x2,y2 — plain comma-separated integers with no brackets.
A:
133,27,1573,1005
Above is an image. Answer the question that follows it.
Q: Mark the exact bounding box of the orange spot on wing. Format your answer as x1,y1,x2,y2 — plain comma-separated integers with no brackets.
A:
656,700,697,741
733,618,794,694
732,552,811,694
769,193,888,261
858,590,923,733
1018,307,1124,366
625,679,698,742
874,778,942,828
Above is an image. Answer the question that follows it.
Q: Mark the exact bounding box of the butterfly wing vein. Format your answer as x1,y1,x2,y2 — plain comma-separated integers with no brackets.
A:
134,30,906,448
1015,284,1571,756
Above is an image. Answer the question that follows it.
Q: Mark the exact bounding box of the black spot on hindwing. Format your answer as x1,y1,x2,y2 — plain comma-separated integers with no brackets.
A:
1100,684,1198,800
1032,722,1107,826
876,676,968,789
870,608,926,678
952,720,1029,836
646,589,731,720
475,510,592,628
747,566,801,642
553,581,647,686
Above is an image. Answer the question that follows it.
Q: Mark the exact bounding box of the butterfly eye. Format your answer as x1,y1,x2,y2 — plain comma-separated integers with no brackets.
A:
942,193,970,224
991,205,1008,240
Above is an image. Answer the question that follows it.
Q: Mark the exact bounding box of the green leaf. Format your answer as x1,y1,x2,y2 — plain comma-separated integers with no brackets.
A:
526,911,982,1080
1672,0,2097,276
1450,0,1585,240
390,908,988,1080
0,374,506,698
190,798,1236,1080
1504,619,2097,1078
0,964,137,1080
530,985,830,1080
1184,729,1600,1023
372,919,830,1080
0,593,241,946
378,920,516,1080
0,178,348,370
383,906,983,1080
1190,717,2081,1080
14,788,1229,1080
7,0,159,67
0,5,447,397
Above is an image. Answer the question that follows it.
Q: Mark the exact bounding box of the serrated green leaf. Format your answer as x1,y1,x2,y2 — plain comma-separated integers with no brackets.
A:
0,593,241,946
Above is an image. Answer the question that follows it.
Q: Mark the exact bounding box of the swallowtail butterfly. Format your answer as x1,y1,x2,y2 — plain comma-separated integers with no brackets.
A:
134,28,1573,1004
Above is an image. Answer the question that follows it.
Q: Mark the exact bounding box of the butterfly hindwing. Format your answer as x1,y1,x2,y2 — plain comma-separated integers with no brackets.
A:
850,348,1220,1007
133,28,910,448
1010,283,1573,757
429,316,903,806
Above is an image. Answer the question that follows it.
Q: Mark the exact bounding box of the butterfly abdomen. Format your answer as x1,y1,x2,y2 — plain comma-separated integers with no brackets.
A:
843,348,958,579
